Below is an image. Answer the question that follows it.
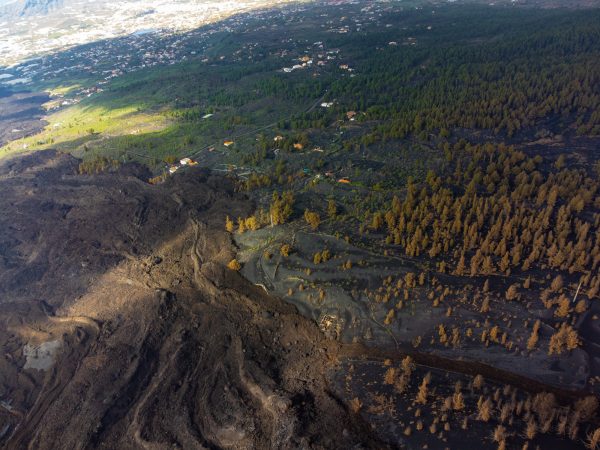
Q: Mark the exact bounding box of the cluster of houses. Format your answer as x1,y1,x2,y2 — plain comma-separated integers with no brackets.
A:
9,0,409,117
282,56,313,73
165,127,359,188
168,157,198,174
279,41,356,79
7,0,420,108
281,42,345,74
16,29,207,110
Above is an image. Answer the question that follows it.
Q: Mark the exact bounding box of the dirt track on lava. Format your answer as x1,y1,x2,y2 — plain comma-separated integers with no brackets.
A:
0,150,384,449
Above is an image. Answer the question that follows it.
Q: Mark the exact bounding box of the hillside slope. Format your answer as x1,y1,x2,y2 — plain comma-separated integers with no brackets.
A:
0,150,381,449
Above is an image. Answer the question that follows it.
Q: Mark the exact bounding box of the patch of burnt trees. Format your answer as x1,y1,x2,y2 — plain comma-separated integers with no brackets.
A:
367,141,600,300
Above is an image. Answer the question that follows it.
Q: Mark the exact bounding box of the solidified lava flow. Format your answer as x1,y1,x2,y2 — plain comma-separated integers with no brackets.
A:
0,150,381,449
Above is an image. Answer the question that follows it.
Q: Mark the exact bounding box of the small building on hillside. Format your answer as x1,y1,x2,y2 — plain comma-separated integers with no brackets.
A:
223,140,235,147
180,158,198,166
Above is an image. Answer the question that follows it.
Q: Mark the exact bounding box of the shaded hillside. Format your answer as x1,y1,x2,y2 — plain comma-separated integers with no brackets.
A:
0,150,381,449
